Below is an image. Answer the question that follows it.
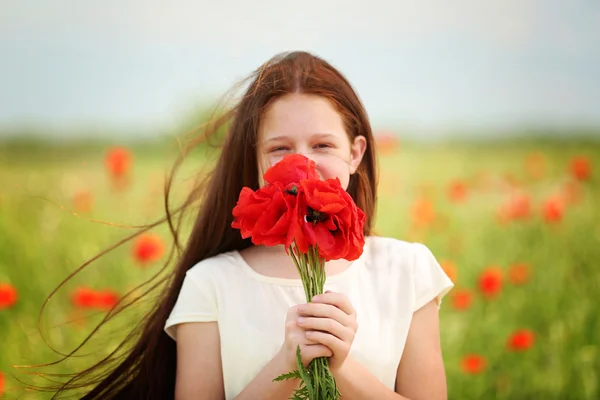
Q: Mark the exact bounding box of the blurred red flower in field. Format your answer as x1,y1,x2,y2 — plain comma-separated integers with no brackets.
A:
73,190,94,213
412,197,436,227
479,267,503,298
72,286,97,308
374,131,399,155
507,329,535,351
498,193,531,223
0,371,4,396
105,147,133,178
561,180,583,205
451,289,474,311
447,180,468,203
96,289,120,310
525,152,546,179
0,283,17,309
508,263,531,285
71,287,120,310
569,156,591,181
461,354,487,374
543,196,564,223
133,233,166,265
440,260,457,283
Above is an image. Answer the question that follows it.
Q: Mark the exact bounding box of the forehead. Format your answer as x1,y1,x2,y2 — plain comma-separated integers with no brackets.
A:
259,93,346,140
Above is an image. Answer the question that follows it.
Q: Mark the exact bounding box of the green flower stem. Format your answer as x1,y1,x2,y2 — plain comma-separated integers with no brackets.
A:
277,243,340,399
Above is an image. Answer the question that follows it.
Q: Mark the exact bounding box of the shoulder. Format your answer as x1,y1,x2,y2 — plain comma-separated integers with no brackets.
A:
185,250,246,285
364,236,453,310
362,236,444,281
364,235,429,264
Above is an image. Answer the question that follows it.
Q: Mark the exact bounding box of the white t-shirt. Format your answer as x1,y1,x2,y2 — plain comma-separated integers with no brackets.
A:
164,236,454,400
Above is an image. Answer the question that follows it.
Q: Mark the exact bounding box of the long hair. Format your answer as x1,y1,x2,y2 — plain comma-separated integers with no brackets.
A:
27,50,379,399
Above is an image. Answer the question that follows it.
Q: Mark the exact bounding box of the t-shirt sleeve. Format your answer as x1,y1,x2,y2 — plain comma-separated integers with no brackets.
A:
164,266,218,341
411,242,454,312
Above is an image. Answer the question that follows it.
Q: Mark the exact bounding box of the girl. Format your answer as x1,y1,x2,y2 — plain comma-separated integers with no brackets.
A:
49,51,454,399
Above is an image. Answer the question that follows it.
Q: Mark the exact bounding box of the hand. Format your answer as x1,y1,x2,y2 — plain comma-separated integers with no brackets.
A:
279,304,334,371
296,291,358,371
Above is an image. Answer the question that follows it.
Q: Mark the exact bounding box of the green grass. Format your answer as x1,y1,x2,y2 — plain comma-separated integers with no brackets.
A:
1,136,599,399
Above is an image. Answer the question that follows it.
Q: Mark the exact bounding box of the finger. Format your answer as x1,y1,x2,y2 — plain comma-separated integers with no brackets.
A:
305,330,349,357
298,333,320,346
297,317,354,342
301,344,333,361
311,292,355,317
298,303,353,327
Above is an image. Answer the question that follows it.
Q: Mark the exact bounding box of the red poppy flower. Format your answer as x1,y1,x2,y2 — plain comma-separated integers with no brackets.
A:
412,197,436,227
561,180,583,205
374,131,399,155
0,371,4,396
508,263,530,285
232,154,366,261
461,354,487,374
289,178,366,261
71,286,97,308
232,183,296,247
263,154,319,186
0,283,17,309
96,289,120,310
569,156,591,181
479,267,503,298
451,289,473,311
105,147,133,178
507,329,535,351
73,190,94,213
447,180,468,203
543,196,564,223
133,233,166,265
498,193,531,222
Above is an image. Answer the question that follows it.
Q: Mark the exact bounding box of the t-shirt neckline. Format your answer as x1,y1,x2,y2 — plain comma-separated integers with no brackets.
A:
232,238,371,287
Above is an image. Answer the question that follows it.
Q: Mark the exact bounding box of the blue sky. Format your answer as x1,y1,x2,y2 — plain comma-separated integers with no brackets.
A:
1,0,599,138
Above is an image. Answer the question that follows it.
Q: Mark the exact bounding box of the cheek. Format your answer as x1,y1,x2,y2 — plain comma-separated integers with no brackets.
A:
312,154,352,190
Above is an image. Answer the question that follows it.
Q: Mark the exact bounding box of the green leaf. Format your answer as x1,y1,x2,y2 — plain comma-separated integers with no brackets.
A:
273,370,301,382
295,345,315,399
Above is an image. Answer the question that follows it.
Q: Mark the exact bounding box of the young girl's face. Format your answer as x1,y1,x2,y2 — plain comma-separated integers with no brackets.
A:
257,93,367,190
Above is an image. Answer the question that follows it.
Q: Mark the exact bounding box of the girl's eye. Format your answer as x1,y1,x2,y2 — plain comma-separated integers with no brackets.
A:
314,143,331,149
270,146,289,153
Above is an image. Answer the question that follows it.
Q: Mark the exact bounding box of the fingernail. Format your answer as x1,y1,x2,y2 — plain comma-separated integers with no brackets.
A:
312,295,321,302
297,317,305,324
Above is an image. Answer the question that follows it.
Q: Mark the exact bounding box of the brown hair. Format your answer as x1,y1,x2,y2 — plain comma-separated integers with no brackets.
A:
27,50,378,399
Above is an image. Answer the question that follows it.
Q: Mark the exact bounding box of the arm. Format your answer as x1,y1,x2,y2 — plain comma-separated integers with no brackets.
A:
175,322,225,400
233,351,298,400
175,307,332,400
175,322,298,400
333,355,408,400
395,299,448,400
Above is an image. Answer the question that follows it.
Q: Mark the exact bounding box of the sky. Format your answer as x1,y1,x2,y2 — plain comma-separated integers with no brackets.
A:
1,0,599,138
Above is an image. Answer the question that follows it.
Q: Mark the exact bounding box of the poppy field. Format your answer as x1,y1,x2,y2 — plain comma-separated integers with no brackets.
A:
1,135,599,399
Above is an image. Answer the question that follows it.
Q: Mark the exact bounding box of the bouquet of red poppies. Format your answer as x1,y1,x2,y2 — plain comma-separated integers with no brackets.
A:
231,154,366,400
